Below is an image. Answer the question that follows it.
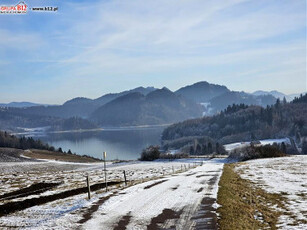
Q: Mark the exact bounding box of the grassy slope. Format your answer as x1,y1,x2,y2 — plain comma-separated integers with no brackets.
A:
217,164,286,230
23,149,101,163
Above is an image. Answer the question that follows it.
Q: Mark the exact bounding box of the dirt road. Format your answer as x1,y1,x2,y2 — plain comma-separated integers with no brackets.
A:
83,160,224,230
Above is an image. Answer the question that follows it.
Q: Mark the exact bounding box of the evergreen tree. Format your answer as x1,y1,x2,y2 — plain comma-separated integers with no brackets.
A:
189,146,194,155
202,144,207,155
196,144,201,154
302,140,307,155
281,142,286,153
208,142,213,153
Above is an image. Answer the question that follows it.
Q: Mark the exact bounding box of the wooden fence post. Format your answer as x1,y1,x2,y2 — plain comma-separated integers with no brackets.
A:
86,174,91,200
103,152,108,192
123,170,127,186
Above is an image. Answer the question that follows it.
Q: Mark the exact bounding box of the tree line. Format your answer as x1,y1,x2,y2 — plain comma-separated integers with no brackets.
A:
0,130,59,152
162,94,307,152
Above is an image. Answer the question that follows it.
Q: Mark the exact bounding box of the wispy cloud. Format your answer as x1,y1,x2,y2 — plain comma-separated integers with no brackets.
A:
0,0,305,103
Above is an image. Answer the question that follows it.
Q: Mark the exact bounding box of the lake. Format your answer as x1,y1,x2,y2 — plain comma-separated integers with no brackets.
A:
35,127,164,160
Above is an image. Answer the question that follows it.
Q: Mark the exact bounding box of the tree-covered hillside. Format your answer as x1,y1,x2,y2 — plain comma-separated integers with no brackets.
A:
0,108,97,132
90,88,203,126
0,131,55,151
162,96,307,146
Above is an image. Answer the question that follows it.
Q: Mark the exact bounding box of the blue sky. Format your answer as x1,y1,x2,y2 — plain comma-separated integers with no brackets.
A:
0,0,306,104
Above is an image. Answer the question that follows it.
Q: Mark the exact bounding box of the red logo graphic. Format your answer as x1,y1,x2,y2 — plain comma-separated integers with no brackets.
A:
0,1,27,14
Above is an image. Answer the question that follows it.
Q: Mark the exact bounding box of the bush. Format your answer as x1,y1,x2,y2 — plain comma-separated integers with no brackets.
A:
140,145,160,161
229,144,287,161
159,152,189,160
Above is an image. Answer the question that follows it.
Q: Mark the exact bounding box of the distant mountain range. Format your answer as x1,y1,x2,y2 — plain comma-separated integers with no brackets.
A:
0,81,304,130
252,90,302,102
0,102,44,108
90,87,202,126
175,81,229,103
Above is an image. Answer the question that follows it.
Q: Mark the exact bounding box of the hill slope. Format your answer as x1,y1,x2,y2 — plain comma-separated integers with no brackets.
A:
175,81,229,103
162,99,307,146
207,91,277,114
90,88,203,126
18,87,157,119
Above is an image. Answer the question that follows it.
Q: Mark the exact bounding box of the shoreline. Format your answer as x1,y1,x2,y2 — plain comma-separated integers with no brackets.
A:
12,123,170,136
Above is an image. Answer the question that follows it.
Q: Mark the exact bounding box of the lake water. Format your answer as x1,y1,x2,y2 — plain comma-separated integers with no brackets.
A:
36,127,164,160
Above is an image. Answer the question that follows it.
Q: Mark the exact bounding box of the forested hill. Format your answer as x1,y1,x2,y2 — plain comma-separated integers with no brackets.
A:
292,93,307,103
162,96,307,145
0,130,56,151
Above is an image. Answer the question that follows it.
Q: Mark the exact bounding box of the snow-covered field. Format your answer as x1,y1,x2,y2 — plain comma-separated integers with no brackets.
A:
0,158,224,229
236,155,307,229
224,138,291,152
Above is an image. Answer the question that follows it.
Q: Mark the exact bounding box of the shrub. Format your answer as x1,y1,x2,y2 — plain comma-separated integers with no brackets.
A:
229,144,287,161
159,152,189,160
140,145,160,161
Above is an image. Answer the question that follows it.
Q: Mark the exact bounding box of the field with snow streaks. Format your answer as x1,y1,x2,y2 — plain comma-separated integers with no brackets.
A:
0,158,223,229
236,155,307,229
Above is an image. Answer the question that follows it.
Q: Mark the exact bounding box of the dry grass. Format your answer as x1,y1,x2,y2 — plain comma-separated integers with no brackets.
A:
217,164,287,230
24,149,101,163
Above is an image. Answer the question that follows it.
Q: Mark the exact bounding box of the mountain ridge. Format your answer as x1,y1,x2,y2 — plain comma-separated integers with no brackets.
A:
1,81,305,131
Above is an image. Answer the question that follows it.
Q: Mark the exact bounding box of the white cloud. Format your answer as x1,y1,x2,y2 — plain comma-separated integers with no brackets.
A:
0,0,305,103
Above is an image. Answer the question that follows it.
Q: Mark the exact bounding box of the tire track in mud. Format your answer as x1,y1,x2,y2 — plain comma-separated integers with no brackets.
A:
147,208,183,230
78,193,116,224
191,174,219,230
0,181,121,217
144,179,168,189
0,182,61,201
191,197,217,230
113,213,132,230
144,171,220,230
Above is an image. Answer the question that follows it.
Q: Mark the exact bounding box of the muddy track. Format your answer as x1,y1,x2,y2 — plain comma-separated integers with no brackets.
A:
0,181,122,217
80,161,224,230
147,208,183,230
185,172,198,177
197,187,204,193
113,213,132,230
0,182,62,201
78,193,116,224
144,179,168,189
191,197,217,230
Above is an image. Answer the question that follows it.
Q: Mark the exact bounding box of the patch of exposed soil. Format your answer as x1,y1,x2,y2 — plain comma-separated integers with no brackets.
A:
147,208,183,230
0,181,121,217
191,197,217,230
208,175,218,186
0,182,61,201
113,213,132,230
78,193,116,224
185,172,197,177
144,179,168,190
196,174,207,178
197,187,204,193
